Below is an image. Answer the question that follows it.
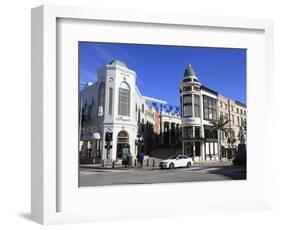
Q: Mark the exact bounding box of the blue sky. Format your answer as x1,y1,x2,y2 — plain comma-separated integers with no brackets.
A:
79,42,246,105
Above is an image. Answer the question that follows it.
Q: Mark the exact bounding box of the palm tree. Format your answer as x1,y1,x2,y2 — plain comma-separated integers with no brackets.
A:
210,117,229,161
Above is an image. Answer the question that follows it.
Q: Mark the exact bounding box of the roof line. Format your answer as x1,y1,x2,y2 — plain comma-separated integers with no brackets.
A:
143,96,167,104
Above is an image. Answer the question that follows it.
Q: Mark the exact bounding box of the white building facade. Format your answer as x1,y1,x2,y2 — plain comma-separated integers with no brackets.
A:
80,60,180,162
180,64,246,161
80,60,246,163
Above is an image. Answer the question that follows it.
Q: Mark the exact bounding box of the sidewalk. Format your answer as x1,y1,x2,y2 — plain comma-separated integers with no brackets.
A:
80,158,233,170
80,158,160,170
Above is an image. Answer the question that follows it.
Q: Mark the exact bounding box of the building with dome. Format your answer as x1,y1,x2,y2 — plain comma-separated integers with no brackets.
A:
179,64,247,161
79,59,181,163
80,59,246,163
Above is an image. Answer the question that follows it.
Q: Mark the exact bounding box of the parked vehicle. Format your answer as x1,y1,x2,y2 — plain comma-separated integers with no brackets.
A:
159,154,193,169
233,144,246,165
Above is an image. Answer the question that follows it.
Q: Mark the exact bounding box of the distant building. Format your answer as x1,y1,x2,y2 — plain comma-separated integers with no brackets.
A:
218,95,247,158
144,96,181,148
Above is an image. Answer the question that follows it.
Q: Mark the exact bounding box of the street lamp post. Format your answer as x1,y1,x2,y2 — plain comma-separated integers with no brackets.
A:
135,134,144,155
92,132,101,163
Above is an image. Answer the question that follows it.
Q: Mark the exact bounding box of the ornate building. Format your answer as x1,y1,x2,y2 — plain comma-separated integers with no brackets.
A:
80,60,246,163
180,64,246,161
80,60,180,162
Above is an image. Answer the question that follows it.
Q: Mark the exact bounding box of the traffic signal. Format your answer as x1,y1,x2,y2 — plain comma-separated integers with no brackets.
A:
105,132,109,142
105,144,112,149
108,132,112,141
105,132,113,142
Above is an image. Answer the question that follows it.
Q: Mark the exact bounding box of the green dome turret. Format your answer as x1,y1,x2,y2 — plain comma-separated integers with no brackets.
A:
109,59,128,68
184,63,196,77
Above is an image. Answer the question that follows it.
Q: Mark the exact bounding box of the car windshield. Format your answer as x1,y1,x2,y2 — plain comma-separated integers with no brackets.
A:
168,155,178,159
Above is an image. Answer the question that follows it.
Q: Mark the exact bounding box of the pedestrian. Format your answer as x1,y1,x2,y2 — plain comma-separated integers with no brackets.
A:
140,152,144,168
136,152,140,167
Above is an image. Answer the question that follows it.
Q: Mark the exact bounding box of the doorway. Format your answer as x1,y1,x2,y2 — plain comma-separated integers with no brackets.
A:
116,131,129,159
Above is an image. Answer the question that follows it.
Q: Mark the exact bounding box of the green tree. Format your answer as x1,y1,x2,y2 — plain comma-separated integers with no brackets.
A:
210,117,229,161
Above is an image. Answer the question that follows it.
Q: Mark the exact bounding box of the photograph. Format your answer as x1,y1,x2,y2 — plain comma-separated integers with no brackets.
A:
78,42,247,187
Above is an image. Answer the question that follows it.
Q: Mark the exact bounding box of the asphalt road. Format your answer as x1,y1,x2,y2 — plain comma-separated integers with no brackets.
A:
79,164,246,187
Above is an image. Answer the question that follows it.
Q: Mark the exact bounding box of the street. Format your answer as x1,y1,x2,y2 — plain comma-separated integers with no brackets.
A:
79,163,246,187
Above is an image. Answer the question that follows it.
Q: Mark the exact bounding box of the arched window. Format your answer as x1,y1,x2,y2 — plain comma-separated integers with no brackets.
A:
97,82,105,116
118,82,130,116
88,98,94,120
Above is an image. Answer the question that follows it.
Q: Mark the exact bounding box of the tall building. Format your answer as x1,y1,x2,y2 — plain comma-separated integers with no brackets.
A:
80,60,180,162
179,64,246,161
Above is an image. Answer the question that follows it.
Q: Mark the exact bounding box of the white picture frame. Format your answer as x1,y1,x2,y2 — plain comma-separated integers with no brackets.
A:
31,5,274,225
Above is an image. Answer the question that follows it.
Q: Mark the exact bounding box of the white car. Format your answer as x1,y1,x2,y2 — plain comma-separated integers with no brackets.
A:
159,154,193,169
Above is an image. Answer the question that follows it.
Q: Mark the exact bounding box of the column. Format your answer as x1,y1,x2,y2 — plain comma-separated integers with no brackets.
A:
168,122,171,147
160,122,164,145
200,142,205,161
192,127,196,160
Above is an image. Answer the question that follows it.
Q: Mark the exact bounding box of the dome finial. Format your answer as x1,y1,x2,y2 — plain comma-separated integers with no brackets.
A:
184,63,196,77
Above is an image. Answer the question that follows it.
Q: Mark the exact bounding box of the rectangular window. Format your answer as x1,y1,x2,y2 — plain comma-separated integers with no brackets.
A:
108,88,113,115
195,142,200,157
194,95,200,117
203,96,217,121
183,95,192,117
237,116,240,127
204,126,218,139
118,88,130,116
195,127,200,138
232,115,235,125
183,86,192,91
224,113,228,122
183,127,193,139
183,78,192,82
187,127,193,138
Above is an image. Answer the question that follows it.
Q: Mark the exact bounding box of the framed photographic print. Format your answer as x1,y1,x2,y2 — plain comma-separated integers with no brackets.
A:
31,5,274,225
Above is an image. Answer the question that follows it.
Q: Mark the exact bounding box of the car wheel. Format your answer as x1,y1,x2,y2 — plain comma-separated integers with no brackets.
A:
186,162,191,168
169,163,174,169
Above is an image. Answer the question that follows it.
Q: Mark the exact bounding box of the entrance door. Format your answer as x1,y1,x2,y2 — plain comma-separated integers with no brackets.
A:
184,142,193,158
117,131,129,159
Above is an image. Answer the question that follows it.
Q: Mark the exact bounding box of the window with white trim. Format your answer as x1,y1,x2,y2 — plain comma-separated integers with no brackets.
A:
118,82,130,116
